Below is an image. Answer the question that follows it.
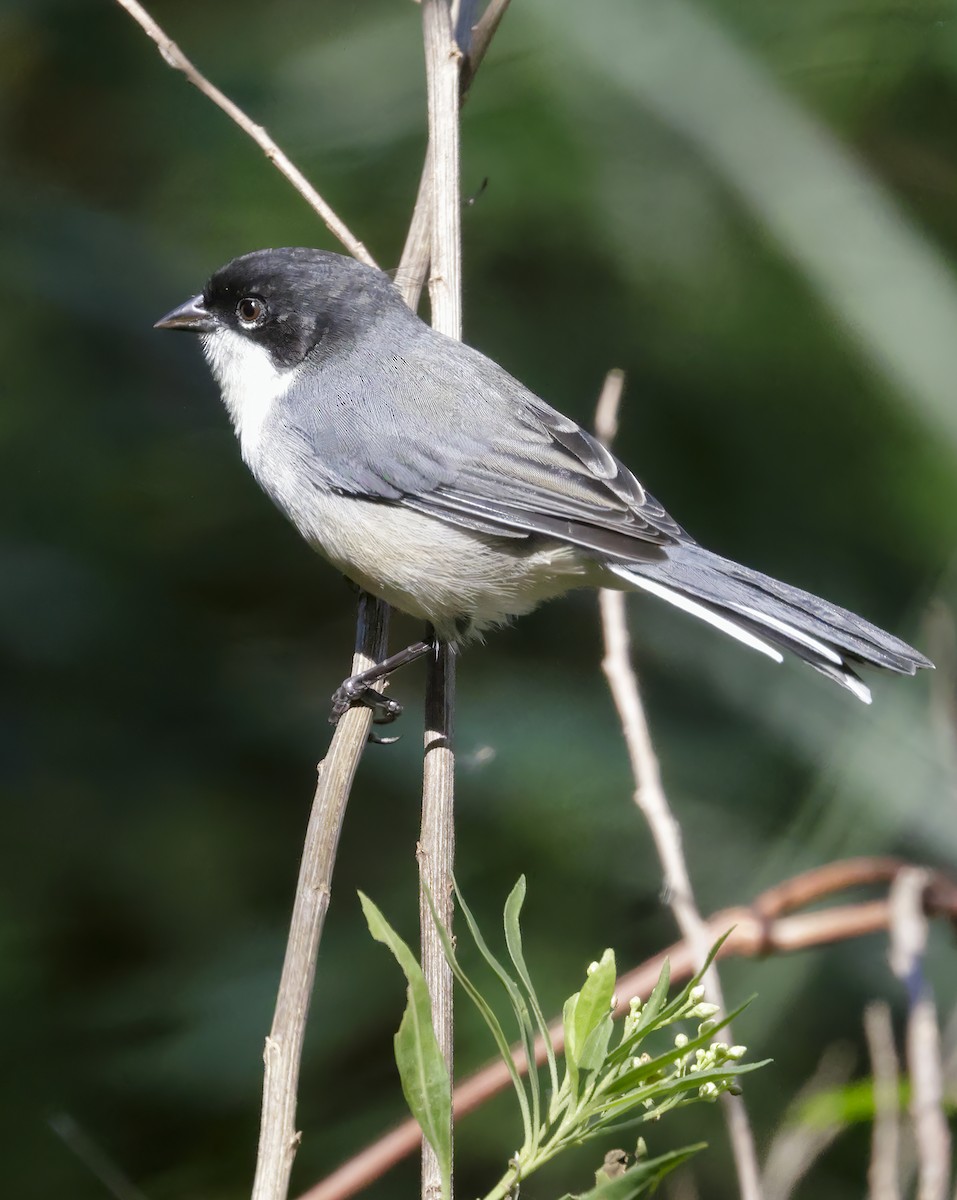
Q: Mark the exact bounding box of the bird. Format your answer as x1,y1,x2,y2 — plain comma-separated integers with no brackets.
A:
155,246,932,714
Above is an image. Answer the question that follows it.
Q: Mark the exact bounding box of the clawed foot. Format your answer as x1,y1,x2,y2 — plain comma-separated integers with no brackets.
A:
328,636,436,742
330,679,404,743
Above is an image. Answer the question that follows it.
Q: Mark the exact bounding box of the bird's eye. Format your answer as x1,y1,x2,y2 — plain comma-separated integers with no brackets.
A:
236,296,267,328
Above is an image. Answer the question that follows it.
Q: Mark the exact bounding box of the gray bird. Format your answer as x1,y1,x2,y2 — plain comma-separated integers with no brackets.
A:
156,247,932,713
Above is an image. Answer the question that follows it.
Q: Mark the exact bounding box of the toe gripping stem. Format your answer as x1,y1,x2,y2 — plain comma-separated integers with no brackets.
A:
330,637,435,738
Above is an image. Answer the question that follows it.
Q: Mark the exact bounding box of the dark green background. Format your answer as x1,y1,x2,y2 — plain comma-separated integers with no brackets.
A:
3,1,956,1197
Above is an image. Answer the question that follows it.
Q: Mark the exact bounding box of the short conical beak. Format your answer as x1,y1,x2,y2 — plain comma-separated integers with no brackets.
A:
154,294,219,333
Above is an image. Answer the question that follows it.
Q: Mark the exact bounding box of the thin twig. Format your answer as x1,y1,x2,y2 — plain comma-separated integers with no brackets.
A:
113,0,376,267
418,5,463,1200
595,370,763,1200
889,868,952,1200
397,0,512,307
864,1001,902,1200
252,596,391,1200
295,858,957,1200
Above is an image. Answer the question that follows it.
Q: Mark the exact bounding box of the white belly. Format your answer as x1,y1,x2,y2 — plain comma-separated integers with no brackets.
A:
258,472,586,638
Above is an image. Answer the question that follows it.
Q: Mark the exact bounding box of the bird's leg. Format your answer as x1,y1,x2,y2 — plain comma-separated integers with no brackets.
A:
330,637,435,726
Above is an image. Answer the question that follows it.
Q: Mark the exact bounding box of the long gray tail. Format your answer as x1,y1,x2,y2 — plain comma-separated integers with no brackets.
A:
610,546,932,703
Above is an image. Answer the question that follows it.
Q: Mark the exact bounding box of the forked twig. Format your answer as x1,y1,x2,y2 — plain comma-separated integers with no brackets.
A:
594,370,762,1200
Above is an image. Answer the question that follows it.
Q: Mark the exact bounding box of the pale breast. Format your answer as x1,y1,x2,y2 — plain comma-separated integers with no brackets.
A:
202,329,299,463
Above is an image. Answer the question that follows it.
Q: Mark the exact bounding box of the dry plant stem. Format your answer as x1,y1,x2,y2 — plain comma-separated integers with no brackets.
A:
113,0,376,268
398,0,512,306
419,5,462,1200
297,858,957,1200
251,595,391,1200
889,868,952,1200
422,0,463,340
864,1001,902,1200
418,636,457,1184
595,372,762,1200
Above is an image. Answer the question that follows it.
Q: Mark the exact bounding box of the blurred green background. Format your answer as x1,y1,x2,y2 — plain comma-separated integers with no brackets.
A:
3,0,957,1197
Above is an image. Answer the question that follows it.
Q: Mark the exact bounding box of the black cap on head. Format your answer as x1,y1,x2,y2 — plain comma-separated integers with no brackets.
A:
157,248,406,369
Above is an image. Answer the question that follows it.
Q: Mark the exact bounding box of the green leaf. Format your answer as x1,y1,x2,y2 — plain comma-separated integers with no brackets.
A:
557,1144,705,1200
633,958,670,1033
432,881,534,1149
359,893,452,1200
605,999,756,1098
503,877,560,1100
569,949,616,1068
579,1014,614,1073
610,933,735,1067
596,1060,772,1122
561,992,581,1103
610,970,747,1071
452,878,540,1142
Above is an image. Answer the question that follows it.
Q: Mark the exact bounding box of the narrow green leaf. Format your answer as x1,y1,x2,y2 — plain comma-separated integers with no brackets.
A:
453,878,542,1137
503,877,561,1101
569,949,616,1068
425,883,534,1149
608,934,734,1068
595,1060,772,1122
605,999,756,1097
651,931,735,1033
561,992,580,1102
359,893,452,1200
579,1014,614,1073
609,980,752,1072
637,958,670,1030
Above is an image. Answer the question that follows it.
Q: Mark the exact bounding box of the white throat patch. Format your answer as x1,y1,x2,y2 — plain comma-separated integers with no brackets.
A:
201,328,296,463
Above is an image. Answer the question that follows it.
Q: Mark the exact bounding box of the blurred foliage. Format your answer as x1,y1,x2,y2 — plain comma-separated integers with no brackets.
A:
2,1,957,1198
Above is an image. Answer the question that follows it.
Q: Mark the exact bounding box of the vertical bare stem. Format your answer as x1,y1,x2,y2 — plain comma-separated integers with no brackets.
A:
252,596,390,1200
889,869,951,1200
418,636,457,1200
419,4,463,1200
864,1001,902,1200
422,1,463,340
398,1,510,307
